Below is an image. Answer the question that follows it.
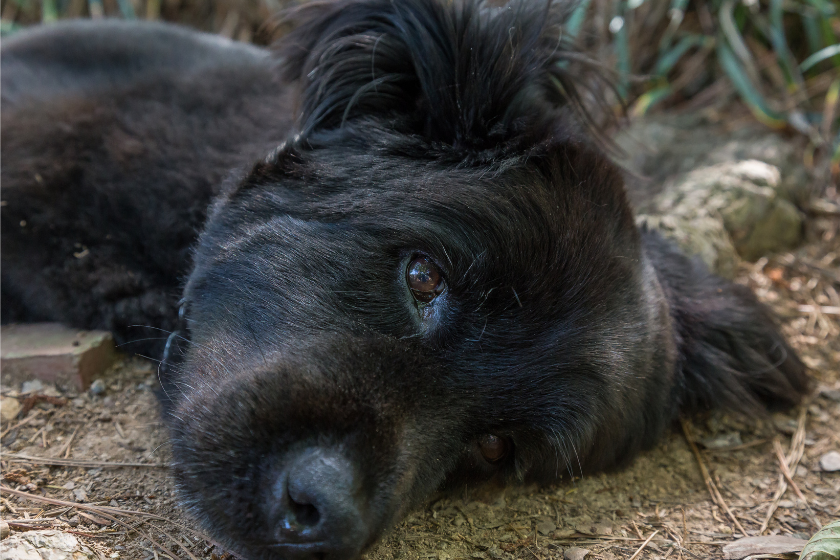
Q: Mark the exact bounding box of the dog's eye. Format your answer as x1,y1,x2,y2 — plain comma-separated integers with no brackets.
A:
406,256,445,303
477,434,508,463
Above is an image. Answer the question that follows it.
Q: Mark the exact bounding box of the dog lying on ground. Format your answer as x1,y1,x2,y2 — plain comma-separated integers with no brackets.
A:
1,1,811,559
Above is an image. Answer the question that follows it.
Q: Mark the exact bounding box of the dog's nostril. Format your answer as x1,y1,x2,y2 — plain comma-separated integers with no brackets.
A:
288,494,320,527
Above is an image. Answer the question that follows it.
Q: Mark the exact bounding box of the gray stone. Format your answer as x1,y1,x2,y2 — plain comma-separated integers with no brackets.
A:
563,547,591,560
819,451,840,472
89,379,106,396
0,530,95,560
640,160,802,272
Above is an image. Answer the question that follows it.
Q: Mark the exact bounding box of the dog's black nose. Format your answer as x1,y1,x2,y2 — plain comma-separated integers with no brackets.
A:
269,448,367,559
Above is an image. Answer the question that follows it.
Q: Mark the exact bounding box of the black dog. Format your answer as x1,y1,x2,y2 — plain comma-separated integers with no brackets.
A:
1,1,810,559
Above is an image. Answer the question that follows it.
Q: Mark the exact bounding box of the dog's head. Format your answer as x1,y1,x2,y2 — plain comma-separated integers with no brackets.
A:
164,1,676,558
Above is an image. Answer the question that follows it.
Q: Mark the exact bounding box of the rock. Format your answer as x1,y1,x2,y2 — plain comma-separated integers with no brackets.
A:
88,380,105,396
20,380,44,394
0,530,96,560
700,432,743,449
563,547,591,560
722,535,808,559
822,389,840,402
1,521,9,539
1,396,22,423
642,160,802,271
637,214,739,278
536,518,556,535
72,488,87,502
1,324,118,392
819,451,840,472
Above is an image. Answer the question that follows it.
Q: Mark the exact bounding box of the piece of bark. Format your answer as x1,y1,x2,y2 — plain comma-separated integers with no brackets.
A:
723,535,808,559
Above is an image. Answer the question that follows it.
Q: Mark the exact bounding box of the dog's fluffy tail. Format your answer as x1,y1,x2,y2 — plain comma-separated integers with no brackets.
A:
642,230,811,413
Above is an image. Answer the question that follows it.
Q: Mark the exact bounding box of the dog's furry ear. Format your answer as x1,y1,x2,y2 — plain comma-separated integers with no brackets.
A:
276,0,613,152
643,231,812,413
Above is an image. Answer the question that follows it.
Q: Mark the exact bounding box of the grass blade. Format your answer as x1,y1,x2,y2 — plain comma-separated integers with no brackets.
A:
801,44,840,73
717,41,786,128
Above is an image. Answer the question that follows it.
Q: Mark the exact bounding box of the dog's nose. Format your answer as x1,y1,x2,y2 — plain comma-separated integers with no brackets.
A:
270,448,367,559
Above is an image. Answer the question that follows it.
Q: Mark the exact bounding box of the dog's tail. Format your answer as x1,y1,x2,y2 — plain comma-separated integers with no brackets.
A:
642,230,811,413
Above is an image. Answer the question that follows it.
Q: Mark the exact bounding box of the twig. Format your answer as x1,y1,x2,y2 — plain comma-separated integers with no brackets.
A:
772,438,821,530
798,304,840,315
0,486,207,540
680,419,748,536
628,530,660,560
3,453,166,468
759,407,807,534
0,409,45,438
58,426,79,458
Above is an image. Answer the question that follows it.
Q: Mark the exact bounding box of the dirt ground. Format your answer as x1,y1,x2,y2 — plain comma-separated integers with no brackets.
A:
1,116,839,559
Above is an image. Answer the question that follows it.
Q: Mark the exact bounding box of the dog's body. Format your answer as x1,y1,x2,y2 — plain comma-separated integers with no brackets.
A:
1,2,810,560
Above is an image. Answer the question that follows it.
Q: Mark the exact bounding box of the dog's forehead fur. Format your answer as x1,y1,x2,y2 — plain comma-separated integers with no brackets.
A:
187,137,642,350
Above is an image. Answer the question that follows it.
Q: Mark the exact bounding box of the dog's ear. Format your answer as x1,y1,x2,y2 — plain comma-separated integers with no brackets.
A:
276,0,613,153
642,230,812,413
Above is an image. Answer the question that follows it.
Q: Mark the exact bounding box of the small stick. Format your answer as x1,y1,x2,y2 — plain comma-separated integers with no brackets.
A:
58,426,80,459
628,530,660,560
680,419,748,536
4,453,165,468
1,497,19,514
772,438,822,530
27,425,46,444
1,409,45,438
760,407,807,534
0,486,208,539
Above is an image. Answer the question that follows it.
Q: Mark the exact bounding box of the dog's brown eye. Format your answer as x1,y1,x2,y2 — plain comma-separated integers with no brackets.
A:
478,434,508,463
406,256,445,303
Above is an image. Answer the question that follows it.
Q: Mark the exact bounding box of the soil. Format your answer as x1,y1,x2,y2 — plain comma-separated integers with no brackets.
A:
2,116,839,560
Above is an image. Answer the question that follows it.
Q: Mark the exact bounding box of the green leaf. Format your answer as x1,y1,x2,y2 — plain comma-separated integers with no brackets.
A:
717,42,786,128
800,519,840,560
801,44,840,72
630,86,672,117
654,34,707,76
565,0,592,39
769,0,805,90
42,0,58,22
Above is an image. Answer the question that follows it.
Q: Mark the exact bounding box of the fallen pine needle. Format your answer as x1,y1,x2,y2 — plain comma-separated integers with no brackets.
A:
628,530,660,560
760,407,807,534
0,486,207,540
680,419,748,536
0,410,45,439
772,437,820,530
56,426,79,459
4,453,166,468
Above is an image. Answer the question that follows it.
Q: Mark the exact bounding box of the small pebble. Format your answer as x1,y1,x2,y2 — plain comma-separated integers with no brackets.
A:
62,481,75,490
821,389,840,402
89,379,106,395
537,518,557,535
819,451,840,472
700,432,742,449
20,380,44,394
564,547,590,560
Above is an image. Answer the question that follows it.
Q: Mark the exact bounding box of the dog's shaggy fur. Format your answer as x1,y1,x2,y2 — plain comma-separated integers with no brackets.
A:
1,1,810,559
